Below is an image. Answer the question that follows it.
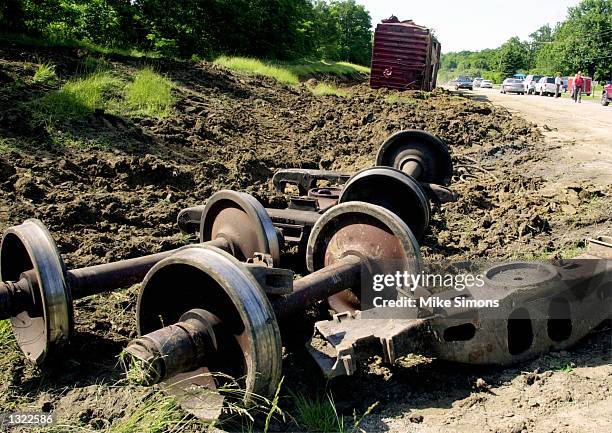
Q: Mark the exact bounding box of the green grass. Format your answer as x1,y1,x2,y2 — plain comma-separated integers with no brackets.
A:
285,60,370,77
110,393,203,433
30,71,123,122
213,56,300,85
126,69,174,117
33,62,57,83
550,359,574,373
0,320,21,411
310,83,347,97
0,33,158,59
292,392,377,433
386,94,417,105
213,56,370,86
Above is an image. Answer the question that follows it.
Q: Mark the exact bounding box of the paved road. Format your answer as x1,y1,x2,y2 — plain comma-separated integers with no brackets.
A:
467,87,612,186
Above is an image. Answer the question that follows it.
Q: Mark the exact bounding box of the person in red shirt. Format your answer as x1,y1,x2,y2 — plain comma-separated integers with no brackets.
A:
573,71,584,103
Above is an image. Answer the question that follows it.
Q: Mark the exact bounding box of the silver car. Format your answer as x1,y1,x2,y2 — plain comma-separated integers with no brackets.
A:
501,78,524,94
480,80,493,88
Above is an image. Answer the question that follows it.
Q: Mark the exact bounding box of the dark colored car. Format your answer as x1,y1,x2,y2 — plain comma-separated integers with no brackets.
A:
602,82,612,106
454,76,473,90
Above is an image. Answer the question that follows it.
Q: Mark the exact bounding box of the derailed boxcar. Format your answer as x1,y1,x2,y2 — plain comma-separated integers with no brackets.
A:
369,16,441,91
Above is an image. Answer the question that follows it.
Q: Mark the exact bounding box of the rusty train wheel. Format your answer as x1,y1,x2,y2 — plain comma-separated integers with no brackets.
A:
339,166,430,240
0,219,71,364
306,202,421,313
376,129,453,186
200,190,281,266
135,246,282,411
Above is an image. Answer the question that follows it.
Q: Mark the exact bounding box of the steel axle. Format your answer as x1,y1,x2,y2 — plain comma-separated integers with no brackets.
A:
0,190,282,364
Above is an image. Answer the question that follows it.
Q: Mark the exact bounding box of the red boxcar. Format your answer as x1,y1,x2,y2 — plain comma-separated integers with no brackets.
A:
370,16,441,91
568,76,592,96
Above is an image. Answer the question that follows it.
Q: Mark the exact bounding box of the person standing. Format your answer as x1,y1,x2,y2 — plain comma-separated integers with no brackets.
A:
555,73,562,98
573,71,584,103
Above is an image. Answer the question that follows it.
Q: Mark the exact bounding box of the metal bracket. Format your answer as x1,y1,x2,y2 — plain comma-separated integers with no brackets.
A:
272,168,350,195
177,205,206,235
243,255,294,296
419,183,459,204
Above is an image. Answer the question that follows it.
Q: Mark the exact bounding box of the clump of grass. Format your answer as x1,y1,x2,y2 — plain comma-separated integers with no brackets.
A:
119,349,160,386
213,56,299,85
33,62,57,83
0,320,21,411
386,94,417,105
550,359,574,373
286,60,370,77
81,56,112,74
310,83,347,97
126,68,174,117
30,71,122,122
111,393,203,433
292,392,378,433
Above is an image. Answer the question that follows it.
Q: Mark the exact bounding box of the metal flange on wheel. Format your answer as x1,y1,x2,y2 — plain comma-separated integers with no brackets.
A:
0,220,71,364
131,245,282,420
376,129,453,186
124,201,422,418
339,166,430,240
0,190,282,365
199,189,281,265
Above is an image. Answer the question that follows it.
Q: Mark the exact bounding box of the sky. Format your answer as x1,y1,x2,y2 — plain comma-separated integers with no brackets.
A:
355,0,581,53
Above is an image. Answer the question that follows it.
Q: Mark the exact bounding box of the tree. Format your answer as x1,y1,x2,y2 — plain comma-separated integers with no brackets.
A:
499,37,530,77
328,0,372,65
548,0,612,80
528,24,554,68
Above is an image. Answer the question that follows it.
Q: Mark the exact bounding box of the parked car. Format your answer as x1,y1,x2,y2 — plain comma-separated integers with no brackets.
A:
602,82,612,106
535,76,557,96
480,80,493,88
513,73,526,81
454,76,473,90
523,74,544,94
501,78,524,94
473,77,483,88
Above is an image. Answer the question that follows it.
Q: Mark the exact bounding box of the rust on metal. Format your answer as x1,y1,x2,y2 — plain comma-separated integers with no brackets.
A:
370,17,441,91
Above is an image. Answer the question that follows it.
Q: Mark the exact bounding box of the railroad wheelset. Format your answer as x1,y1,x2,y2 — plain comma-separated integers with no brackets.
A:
0,190,283,364
124,202,421,417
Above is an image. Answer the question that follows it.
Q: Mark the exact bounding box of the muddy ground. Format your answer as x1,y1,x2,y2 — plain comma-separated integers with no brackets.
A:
0,43,610,433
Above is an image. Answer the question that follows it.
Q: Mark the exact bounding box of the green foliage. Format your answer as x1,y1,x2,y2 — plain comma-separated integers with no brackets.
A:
126,68,174,117
2,0,373,65
293,393,341,432
546,0,612,80
33,62,56,82
30,71,122,122
439,0,611,82
310,0,372,65
499,37,530,78
0,320,20,411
